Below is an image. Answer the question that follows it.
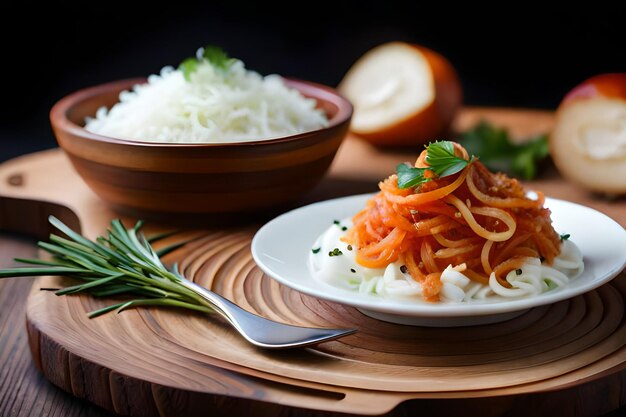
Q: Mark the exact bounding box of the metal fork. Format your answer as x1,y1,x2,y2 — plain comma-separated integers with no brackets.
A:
176,274,357,349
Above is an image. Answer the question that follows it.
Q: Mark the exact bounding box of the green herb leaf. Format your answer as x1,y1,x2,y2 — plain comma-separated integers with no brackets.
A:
155,241,188,258
396,141,470,189
425,141,471,178
55,274,121,296
179,57,198,82
202,45,235,71
560,233,570,241
312,247,321,254
178,45,235,81
0,216,209,319
396,163,430,189
460,121,549,180
146,229,180,244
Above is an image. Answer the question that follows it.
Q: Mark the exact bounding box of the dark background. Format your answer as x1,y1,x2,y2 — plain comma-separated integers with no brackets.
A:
2,3,625,162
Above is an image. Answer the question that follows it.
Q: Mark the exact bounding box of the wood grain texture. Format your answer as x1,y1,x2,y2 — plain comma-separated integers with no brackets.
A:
0,108,625,416
0,234,115,417
2,233,624,417
24,236,626,412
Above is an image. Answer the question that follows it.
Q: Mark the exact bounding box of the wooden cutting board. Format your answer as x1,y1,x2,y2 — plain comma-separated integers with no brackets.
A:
1,108,625,417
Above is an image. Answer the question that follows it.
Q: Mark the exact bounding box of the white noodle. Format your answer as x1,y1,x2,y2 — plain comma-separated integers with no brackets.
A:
309,218,584,304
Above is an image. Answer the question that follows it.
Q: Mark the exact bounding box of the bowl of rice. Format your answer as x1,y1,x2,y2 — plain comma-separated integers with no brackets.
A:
50,47,352,220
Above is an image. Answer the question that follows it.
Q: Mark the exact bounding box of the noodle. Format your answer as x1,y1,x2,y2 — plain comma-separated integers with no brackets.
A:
443,195,516,241
342,143,565,301
480,240,494,275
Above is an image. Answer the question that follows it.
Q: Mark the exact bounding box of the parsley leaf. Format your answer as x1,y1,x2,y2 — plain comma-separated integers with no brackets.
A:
460,121,548,180
396,163,430,189
396,141,470,189
560,233,570,241
202,45,235,71
426,141,471,177
179,58,198,82
178,45,235,82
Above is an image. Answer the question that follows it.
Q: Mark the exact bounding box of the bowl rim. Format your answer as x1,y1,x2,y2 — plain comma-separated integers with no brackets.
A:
50,77,353,148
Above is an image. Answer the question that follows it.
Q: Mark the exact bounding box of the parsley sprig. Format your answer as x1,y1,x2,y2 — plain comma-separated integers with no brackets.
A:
460,121,549,180
396,141,472,189
179,45,235,81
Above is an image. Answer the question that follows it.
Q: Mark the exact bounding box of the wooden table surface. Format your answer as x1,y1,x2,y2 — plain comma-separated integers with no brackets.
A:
0,233,112,416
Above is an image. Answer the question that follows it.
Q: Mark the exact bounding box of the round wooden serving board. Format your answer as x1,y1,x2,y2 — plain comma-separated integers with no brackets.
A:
1,108,625,416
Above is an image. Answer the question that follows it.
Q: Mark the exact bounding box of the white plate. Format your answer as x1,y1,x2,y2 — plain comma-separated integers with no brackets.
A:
251,194,626,326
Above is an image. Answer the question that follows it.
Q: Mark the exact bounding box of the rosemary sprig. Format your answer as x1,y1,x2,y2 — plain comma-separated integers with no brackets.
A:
0,216,212,318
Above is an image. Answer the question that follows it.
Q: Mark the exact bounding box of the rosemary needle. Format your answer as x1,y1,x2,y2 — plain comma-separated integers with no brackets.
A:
0,216,212,318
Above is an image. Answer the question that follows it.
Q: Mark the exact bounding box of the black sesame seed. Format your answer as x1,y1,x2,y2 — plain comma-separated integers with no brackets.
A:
400,265,408,274
350,268,356,273
347,245,353,251
515,269,522,275
333,220,340,225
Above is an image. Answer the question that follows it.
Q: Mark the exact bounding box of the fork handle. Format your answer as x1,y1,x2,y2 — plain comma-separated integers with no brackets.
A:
176,276,240,325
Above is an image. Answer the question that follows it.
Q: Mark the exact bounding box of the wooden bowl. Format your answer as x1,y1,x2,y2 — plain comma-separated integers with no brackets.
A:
50,78,352,220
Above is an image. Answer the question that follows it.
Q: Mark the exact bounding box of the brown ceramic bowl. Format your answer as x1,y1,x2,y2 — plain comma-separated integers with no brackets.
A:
50,78,352,220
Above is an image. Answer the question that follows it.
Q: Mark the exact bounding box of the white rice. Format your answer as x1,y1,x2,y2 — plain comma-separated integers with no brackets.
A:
84,59,328,143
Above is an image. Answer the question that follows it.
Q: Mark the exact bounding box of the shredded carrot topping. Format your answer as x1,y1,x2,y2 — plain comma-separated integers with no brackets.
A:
344,144,561,302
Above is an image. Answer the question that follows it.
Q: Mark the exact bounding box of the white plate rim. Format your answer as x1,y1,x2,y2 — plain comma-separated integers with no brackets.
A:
251,194,626,318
